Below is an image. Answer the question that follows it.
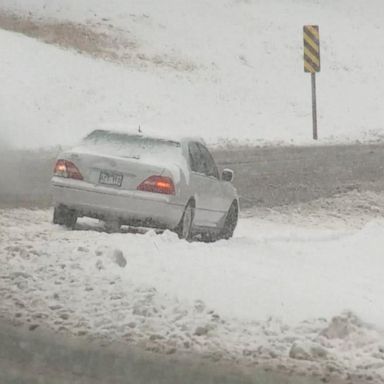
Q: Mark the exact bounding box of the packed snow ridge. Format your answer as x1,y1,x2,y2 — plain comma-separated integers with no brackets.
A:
1,202,383,383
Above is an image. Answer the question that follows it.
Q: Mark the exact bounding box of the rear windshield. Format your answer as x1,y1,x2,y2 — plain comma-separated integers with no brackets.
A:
82,130,181,161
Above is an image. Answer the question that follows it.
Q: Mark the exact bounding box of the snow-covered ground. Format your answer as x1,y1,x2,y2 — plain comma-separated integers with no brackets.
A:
1,0,384,148
1,196,384,382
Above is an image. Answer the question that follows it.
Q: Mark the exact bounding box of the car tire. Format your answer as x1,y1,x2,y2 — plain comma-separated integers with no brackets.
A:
53,206,77,229
219,201,238,240
178,202,194,241
104,220,121,233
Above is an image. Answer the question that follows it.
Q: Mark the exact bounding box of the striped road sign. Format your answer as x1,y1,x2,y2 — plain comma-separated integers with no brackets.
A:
303,25,320,73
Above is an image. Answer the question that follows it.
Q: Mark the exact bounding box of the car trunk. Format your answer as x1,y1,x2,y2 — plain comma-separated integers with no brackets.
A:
63,150,165,191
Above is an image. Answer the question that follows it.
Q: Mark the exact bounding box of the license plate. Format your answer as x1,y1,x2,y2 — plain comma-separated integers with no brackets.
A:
99,171,123,187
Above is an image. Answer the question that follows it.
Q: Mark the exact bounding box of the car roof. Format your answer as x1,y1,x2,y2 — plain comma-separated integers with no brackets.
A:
85,129,206,146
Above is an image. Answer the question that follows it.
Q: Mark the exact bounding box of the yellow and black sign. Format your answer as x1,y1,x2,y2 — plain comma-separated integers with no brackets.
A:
303,25,320,73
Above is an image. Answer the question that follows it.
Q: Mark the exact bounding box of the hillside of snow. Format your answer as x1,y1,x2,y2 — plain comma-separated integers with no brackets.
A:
1,0,384,148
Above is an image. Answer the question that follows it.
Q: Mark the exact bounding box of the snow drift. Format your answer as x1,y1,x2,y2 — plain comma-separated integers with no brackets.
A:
1,207,383,382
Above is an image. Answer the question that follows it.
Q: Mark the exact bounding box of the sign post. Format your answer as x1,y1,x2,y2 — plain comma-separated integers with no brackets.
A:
303,25,320,140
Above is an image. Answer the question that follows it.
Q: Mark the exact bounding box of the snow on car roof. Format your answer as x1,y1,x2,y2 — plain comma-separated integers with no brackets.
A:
84,129,205,146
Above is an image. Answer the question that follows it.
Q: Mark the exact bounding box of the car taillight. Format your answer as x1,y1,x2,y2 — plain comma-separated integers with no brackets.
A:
137,176,175,195
54,159,83,180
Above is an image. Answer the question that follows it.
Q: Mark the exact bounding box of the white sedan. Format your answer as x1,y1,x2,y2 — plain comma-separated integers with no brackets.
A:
51,130,239,240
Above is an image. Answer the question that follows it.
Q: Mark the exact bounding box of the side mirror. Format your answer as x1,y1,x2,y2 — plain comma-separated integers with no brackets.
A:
222,168,234,182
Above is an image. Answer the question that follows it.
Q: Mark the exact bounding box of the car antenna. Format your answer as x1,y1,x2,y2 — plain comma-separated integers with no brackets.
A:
138,125,142,133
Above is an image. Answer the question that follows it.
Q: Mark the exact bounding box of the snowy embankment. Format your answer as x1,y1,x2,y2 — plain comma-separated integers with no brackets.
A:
1,200,383,382
2,0,384,148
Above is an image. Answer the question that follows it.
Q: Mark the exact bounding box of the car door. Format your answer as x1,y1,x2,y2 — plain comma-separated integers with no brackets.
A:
188,142,226,227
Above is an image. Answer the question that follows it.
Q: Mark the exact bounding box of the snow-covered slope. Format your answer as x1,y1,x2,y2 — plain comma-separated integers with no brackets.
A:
1,0,384,148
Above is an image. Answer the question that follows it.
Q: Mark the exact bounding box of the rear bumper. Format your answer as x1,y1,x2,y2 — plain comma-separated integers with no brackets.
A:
51,178,184,229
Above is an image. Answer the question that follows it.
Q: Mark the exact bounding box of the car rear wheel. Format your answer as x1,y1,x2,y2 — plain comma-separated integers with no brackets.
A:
178,202,194,241
104,219,121,233
219,201,238,240
53,206,77,229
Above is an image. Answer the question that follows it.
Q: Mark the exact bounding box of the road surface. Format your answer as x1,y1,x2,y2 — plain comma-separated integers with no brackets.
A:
2,143,384,209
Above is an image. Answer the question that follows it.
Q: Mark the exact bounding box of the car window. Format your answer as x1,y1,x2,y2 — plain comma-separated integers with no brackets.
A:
82,130,181,161
188,142,205,174
196,143,220,179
